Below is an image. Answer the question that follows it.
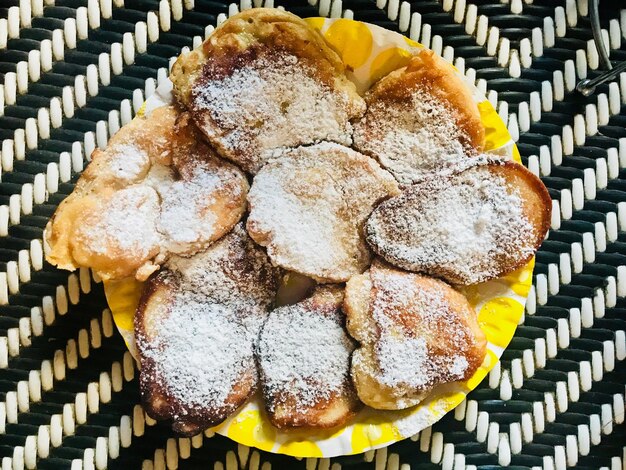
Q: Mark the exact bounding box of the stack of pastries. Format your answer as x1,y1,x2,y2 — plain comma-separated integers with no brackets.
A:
45,8,551,433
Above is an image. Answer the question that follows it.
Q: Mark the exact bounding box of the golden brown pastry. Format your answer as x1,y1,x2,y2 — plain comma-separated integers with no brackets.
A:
44,106,177,279
170,8,365,174
156,116,249,255
68,185,162,281
45,108,248,281
246,142,400,283
365,160,551,285
257,286,361,429
353,49,486,186
135,224,279,436
344,260,487,410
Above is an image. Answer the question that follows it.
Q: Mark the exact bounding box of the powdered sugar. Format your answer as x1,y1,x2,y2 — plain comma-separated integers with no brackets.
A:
374,336,429,387
142,163,176,190
158,179,217,250
137,224,278,421
367,264,476,392
247,161,345,278
257,287,355,412
373,335,470,391
247,142,398,282
140,289,254,413
366,162,535,284
138,150,248,255
354,88,474,186
193,53,361,173
167,223,278,335
76,185,161,258
158,165,228,253
106,143,151,184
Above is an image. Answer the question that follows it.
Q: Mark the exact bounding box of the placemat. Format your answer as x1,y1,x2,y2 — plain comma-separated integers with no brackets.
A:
0,0,624,469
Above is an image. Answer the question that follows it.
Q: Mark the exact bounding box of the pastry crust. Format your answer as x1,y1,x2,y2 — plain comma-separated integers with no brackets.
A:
344,260,487,410
135,272,258,436
44,106,178,278
170,8,365,174
136,224,279,436
45,107,248,281
246,142,399,283
353,49,485,185
366,160,552,285
257,286,361,429
70,185,162,281
157,115,249,255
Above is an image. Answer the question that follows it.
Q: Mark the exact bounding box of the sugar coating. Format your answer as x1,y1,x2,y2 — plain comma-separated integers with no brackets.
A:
347,261,485,410
374,336,469,389
368,267,474,390
137,224,279,420
354,87,476,186
167,223,278,336
192,53,362,173
105,143,151,184
140,288,254,413
257,287,355,412
366,163,535,285
157,162,246,255
74,185,161,258
247,142,399,282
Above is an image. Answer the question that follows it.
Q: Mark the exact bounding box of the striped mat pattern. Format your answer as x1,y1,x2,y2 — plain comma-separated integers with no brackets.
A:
0,0,625,468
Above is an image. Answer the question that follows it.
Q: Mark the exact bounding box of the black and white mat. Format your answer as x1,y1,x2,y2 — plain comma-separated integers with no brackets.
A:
0,0,625,468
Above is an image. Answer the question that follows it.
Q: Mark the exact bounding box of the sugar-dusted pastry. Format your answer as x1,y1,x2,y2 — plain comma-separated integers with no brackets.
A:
44,106,178,279
366,160,551,285
45,108,249,281
344,260,487,410
353,49,485,186
257,286,360,429
247,142,399,283
68,185,163,281
135,224,279,435
156,115,249,255
84,105,181,184
170,8,366,174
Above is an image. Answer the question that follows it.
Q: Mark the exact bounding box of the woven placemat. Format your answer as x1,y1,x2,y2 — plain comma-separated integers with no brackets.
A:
0,0,625,468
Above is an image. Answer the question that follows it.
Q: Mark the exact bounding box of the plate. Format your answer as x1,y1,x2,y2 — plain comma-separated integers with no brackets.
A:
103,17,533,458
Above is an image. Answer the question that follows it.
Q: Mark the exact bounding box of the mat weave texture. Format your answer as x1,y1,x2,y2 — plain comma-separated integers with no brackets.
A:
0,0,625,468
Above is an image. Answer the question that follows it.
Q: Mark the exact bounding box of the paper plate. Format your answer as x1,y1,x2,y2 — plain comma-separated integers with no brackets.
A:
103,17,533,458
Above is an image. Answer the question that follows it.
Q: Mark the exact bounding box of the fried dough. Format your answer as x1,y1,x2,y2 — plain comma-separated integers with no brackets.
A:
170,8,365,174
353,49,485,186
45,107,248,281
366,160,551,285
257,286,361,429
69,185,162,281
135,224,279,435
157,116,249,255
247,142,400,283
344,260,487,410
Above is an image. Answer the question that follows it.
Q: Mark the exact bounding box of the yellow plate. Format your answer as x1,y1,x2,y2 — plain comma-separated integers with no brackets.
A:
104,17,531,458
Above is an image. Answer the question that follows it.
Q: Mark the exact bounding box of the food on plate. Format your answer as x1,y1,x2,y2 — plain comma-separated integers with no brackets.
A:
366,160,551,285
43,6,551,448
257,286,360,428
135,224,278,435
157,115,249,255
344,260,487,410
353,49,485,186
44,107,248,281
246,142,399,283
170,8,365,174
64,185,162,281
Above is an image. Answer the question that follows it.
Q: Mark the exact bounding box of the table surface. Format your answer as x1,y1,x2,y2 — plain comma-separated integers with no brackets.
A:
0,0,625,469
